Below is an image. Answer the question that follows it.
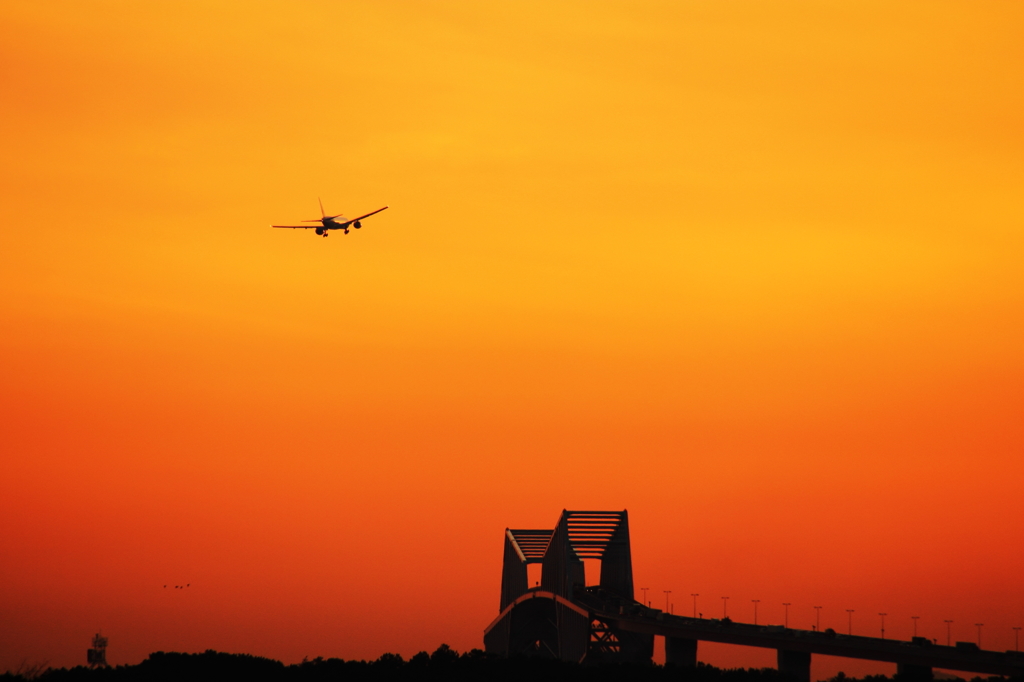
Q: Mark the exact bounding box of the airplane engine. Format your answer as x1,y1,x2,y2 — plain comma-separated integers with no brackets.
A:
353,221,362,229
315,227,324,235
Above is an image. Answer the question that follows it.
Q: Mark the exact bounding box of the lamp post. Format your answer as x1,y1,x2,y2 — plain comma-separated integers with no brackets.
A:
664,590,672,612
752,600,761,625
692,593,699,618
975,624,984,648
1013,627,1020,653
911,616,920,638
944,620,953,646
814,606,822,632
879,613,887,639
641,587,649,607
722,597,730,619
847,609,855,635
783,603,791,629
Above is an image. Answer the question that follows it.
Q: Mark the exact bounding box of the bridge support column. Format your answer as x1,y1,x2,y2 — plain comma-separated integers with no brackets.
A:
896,664,933,682
664,637,697,667
778,649,811,682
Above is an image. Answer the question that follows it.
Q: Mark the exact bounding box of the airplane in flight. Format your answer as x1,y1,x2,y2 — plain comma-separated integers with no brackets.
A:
272,199,388,237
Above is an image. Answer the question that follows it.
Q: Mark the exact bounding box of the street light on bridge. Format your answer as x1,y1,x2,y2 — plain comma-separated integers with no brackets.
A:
691,593,699,618
814,606,822,632
1013,627,1020,653
944,620,953,646
976,623,984,648
641,587,650,607
722,596,730,619
879,613,887,639
847,609,855,635
664,590,672,613
911,616,920,638
783,603,791,628
752,600,761,625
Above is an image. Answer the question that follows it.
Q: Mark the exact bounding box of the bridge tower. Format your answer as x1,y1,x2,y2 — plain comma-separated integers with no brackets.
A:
483,509,653,663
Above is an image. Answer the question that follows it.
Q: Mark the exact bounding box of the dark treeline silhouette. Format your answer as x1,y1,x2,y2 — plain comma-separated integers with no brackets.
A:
3,646,1019,682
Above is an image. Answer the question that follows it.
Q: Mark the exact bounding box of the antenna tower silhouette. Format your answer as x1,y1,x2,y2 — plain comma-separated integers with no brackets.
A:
86,632,108,668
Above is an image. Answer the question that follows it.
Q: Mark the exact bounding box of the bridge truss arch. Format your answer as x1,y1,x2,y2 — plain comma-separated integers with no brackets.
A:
484,509,653,664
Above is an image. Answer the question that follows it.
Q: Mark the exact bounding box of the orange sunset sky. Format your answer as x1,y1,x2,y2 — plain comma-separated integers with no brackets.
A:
1,1,1022,677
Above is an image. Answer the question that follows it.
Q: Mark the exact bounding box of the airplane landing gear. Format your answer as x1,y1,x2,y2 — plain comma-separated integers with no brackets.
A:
344,229,349,235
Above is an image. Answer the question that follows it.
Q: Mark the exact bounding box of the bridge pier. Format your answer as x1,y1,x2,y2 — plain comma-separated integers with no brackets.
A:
664,637,698,667
896,663,933,682
778,649,811,682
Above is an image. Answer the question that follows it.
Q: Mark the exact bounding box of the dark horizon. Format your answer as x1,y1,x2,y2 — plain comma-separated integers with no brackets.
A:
7,646,1019,682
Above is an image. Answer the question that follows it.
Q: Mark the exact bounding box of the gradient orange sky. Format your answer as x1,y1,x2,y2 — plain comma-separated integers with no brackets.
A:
2,1,1023,677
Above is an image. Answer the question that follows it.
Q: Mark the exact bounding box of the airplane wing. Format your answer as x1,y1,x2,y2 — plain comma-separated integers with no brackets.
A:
271,225,319,229
345,206,389,224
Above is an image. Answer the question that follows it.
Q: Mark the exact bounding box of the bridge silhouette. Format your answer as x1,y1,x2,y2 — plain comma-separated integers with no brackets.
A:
483,510,1024,681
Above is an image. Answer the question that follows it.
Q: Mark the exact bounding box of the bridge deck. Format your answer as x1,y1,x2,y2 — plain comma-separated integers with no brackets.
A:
576,593,1024,677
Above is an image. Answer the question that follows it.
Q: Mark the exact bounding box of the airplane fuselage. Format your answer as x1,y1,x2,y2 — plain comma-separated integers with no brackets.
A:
316,218,360,236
